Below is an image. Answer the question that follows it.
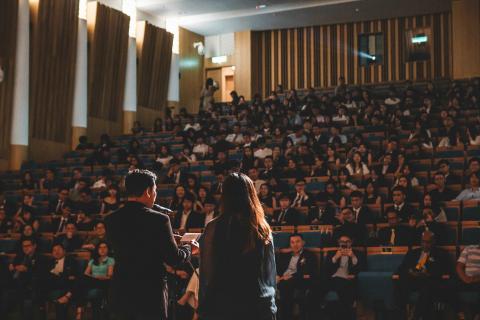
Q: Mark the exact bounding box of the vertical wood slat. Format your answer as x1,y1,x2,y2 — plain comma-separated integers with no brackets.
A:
88,3,129,122
0,0,18,158
137,22,173,111
251,12,451,96
29,0,78,143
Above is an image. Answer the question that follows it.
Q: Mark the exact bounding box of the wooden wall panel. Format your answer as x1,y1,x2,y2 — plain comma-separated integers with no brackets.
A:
137,22,173,111
29,0,78,146
0,0,18,160
234,31,252,100
179,27,204,114
252,12,452,96
452,0,480,79
87,2,129,138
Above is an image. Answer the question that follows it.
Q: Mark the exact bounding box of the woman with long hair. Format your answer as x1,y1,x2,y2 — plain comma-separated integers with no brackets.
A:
76,241,115,320
199,173,277,320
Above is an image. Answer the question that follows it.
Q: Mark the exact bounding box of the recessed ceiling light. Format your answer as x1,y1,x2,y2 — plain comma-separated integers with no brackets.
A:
256,4,267,9
355,8,360,13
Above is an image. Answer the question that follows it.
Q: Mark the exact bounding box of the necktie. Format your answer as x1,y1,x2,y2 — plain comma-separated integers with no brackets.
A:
58,219,66,233
278,210,286,223
56,200,63,214
390,228,395,245
293,194,302,207
416,253,429,271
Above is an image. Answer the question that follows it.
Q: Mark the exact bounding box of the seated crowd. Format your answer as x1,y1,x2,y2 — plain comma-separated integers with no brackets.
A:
0,77,480,319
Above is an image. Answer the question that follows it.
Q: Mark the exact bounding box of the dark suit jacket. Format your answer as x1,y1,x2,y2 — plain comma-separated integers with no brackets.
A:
386,203,419,222
259,167,281,181
307,206,338,225
50,217,75,233
172,210,204,230
397,247,452,279
277,250,318,281
413,222,449,246
333,222,368,246
290,192,313,208
271,207,306,226
105,201,191,318
163,169,187,185
353,206,376,225
324,250,365,279
378,225,414,246
48,198,73,215
11,252,50,288
44,255,78,293
54,234,83,252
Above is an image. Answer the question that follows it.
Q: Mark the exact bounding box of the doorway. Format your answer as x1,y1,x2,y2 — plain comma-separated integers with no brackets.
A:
205,66,235,103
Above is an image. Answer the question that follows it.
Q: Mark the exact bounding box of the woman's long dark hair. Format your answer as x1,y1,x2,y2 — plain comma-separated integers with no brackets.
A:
218,173,271,252
92,241,109,266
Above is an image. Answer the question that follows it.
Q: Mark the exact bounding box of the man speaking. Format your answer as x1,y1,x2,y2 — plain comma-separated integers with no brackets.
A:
105,169,197,320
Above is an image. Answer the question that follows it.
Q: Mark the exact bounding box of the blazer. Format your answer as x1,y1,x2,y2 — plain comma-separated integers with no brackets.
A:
386,203,420,222
397,247,452,279
172,210,204,230
377,225,414,246
105,201,191,319
44,255,78,292
199,216,277,320
332,222,368,246
276,250,318,281
352,206,376,225
271,207,306,226
307,206,338,225
290,192,313,208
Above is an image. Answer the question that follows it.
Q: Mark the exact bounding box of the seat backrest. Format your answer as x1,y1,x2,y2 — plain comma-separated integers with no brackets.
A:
462,222,480,245
367,253,405,272
273,232,292,249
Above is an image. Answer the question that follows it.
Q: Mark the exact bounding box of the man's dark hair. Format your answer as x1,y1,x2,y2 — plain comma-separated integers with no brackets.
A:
437,159,450,167
125,169,157,197
52,243,65,250
392,186,406,195
289,233,304,241
350,190,364,199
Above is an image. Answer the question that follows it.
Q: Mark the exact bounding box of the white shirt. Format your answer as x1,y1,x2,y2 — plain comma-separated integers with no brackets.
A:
92,179,106,189
180,210,192,230
385,97,401,106
205,211,215,226
226,133,244,144
193,144,209,155
253,179,266,193
51,257,65,275
332,255,358,279
254,148,273,159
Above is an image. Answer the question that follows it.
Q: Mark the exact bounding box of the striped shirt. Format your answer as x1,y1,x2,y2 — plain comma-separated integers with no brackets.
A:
458,245,480,277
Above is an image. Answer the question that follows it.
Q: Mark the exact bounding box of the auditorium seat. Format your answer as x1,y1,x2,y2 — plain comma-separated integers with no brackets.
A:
0,238,19,253
297,225,333,248
461,222,480,245
357,247,408,308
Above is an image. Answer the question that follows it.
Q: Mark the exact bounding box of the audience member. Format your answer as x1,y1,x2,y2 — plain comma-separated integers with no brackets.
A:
395,231,452,319
276,234,317,320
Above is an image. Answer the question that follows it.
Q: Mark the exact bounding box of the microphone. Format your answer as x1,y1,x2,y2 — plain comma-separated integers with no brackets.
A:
153,204,173,214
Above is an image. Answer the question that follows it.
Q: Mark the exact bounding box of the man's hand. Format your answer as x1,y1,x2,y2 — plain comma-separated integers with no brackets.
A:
346,248,354,258
8,264,14,272
15,265,28,273
190,240,200,256
334,250,343,260
463,276,476,284
283,274,292,281
176,270,190,279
